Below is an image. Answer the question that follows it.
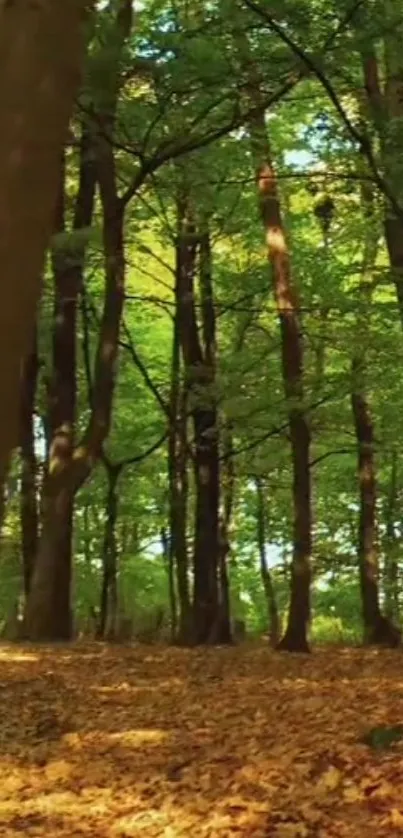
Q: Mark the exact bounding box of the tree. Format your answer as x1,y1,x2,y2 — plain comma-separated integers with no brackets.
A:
0,0,91,484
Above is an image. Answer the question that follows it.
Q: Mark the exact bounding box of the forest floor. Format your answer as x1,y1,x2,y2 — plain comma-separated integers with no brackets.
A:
0,643,403,837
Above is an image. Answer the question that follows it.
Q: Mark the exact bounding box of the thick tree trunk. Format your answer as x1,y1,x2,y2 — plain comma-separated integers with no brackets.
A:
255,478,280,647
25,477,74,639
27,129,96,639
26,2,131,641
19,328,39,597
250,115,311,652
0,0,90,478
27,198,126,640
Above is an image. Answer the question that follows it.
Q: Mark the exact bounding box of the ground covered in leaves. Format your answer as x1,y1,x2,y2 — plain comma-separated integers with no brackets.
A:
1,643,403,837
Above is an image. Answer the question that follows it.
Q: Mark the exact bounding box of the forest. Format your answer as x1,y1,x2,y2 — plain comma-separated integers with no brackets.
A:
2,0,403,651
2,1,403,835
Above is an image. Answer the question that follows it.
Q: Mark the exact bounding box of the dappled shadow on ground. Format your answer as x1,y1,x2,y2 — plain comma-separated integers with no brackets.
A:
1,642,403,836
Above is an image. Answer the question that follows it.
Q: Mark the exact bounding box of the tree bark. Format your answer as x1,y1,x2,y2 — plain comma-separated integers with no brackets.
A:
25,1,131,641
199,230,231,644
19,328,39,598
176,201,229,644
26,126,96,639
350,170,400,646
168,278,191,642
0,0,90,480
350,382,399,644
255,478,280,647
250,115,311,652
26,169,126,640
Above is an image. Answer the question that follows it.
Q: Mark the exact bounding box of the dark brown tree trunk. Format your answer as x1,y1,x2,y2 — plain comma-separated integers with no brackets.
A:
26,130,96,640
176,202,229,644
19,327,39,597
350,168,400,647
168,290,191,642
26,187,125,641
199,230,231,644
255,478,280,647
350,380,399,645
0,0,90,480
351,377,382,641
250,115,311,652
26,2,131,641
97,464,120,640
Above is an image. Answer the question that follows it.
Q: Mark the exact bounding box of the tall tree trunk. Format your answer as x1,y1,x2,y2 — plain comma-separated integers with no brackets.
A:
176,201,228,644
19,328,39,598
250,115,311,652
0,0,90,479
26,128,96,639
233,31,311,650
97,464,120,640
26,178,125,640
351,376,382,641
25,1,131,641
351,172,400,646
199,230,231,643
255,478,280,647
168,289,191,642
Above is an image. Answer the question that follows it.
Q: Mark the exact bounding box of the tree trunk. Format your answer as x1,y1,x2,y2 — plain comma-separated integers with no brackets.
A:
176,201,229,644
26,190,125,640
168,286,191,642
250,115,311,652
26,2,131,641
19,328,39,597
351,379,381,640
26,127,96,639
0,0,90,479
350,172,400,647
97,464,120,640
199,230,231,643
255,478,280,647
350,382,399,645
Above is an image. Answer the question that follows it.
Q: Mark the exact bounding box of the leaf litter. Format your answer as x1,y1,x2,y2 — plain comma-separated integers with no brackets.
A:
1,642,403,836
